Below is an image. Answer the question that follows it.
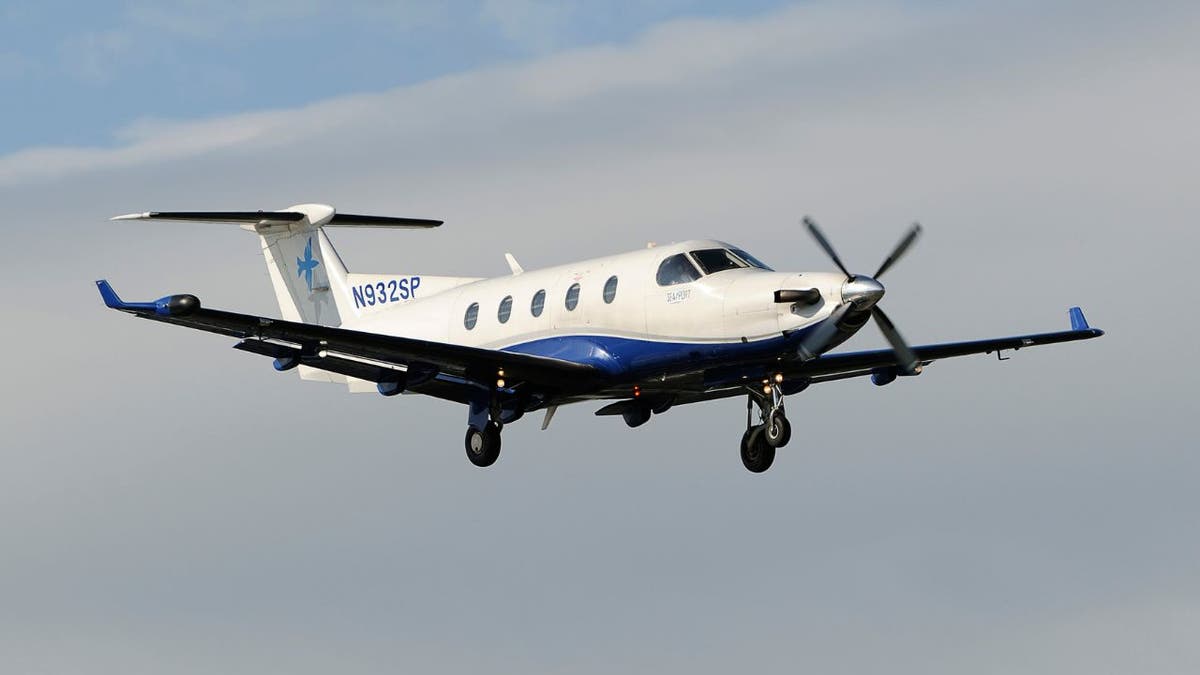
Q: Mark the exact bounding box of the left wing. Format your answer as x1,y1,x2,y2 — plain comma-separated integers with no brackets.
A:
796,307,1104,382
96,281,603,401
622,308,1104,411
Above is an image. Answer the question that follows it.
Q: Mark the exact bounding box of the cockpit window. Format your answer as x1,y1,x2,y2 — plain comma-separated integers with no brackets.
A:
656,253,703,287
730,248,773,271
689,248,749,275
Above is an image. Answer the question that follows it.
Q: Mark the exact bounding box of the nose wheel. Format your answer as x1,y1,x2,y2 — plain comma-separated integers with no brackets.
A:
740,425,775,472
764,408,791,448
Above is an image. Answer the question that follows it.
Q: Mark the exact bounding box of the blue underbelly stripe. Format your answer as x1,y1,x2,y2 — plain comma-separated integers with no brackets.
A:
501,331,808,378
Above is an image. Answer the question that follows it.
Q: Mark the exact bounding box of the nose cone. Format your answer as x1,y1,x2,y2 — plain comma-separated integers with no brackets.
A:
842,275,885,309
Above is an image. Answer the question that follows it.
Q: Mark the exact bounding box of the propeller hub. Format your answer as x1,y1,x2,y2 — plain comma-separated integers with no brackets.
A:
842,275,885,309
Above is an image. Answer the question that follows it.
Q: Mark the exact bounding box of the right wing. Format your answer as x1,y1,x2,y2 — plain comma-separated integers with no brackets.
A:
96,281,603,402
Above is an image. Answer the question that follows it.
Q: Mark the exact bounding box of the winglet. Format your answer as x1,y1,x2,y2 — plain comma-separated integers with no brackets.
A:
1068,306,1090,331
96,279,124,308
95,280,197,316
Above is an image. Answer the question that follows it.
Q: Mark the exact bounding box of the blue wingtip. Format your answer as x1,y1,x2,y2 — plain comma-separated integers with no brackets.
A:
1068,306,1090,331
96,279,123,308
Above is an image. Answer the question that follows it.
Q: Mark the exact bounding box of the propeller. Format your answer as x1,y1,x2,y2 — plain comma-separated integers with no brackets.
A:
797,217,923,374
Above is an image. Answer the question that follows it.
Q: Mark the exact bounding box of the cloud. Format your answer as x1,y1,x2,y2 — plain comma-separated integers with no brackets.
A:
0,2,919,186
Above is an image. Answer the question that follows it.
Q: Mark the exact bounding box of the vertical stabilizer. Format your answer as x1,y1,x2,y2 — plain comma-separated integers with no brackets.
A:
256,204,341,326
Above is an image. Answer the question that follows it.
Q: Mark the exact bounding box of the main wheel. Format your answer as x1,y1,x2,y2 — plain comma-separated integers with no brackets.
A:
763,409,791,448
622,406,651,428
464,422,502,467
740,425,776,473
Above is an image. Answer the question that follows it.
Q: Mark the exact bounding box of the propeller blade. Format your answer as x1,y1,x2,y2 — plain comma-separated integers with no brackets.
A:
871,305,920,374
873,222,922,279
802,216,852,280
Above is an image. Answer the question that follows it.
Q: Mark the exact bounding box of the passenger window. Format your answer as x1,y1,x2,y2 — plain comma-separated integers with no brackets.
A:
689,248,747,275
464,302,479,330
565,283,581,311
531,289,546,317
498,295,513,324
656,253,702,286
603,275,618,303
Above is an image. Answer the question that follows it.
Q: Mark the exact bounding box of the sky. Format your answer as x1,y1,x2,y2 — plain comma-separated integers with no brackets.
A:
2,1,1199,673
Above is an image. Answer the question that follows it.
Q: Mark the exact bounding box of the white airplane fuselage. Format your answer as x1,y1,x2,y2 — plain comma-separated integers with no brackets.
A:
333,238,849,379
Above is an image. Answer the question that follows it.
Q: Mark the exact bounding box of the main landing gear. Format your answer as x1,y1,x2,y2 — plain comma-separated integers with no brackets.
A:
740,380,793,473
465,421,502,467
465,393,511,468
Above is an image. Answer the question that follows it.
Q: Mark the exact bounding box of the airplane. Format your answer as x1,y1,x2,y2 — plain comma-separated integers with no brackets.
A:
96,203,1103,472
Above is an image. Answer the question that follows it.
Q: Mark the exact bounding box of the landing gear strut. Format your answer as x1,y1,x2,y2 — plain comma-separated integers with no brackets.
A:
739,381,792,472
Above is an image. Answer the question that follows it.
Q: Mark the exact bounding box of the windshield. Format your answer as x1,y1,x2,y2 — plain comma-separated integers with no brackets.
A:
689,248,749,275
730,248,773,271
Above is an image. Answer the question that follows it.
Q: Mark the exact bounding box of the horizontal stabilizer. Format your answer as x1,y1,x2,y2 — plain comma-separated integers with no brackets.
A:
111,211,305,223
330,213,442,228
111,208,442,228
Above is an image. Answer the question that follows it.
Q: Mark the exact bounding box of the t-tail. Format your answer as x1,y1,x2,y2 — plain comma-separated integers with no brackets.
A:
110,203,449,327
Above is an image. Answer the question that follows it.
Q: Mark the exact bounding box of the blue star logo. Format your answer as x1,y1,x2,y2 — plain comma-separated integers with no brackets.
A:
296,237,320,292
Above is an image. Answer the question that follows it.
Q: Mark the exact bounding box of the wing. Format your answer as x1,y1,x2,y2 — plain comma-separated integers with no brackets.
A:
96,281,603,403
602,308,1104,413
796,308,1104,381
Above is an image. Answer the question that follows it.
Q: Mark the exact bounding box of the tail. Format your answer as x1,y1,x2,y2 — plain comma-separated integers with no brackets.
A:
111,204,442,326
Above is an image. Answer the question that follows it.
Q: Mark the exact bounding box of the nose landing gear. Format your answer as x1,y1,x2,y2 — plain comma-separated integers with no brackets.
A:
739,381,792,472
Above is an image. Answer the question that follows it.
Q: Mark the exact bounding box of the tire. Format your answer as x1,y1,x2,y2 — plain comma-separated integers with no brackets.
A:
622,406,651,428
764,409,791,448
741,425,776,473
465,422,502,467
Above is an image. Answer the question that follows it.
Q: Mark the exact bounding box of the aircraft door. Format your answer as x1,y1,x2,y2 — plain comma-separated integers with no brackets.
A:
645,252,729,340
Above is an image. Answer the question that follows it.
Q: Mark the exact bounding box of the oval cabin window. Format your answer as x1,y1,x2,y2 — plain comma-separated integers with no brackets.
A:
565,283,581,311
603,275,618,303
531,289,546,317
498,295,513,324
464,302,479,330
